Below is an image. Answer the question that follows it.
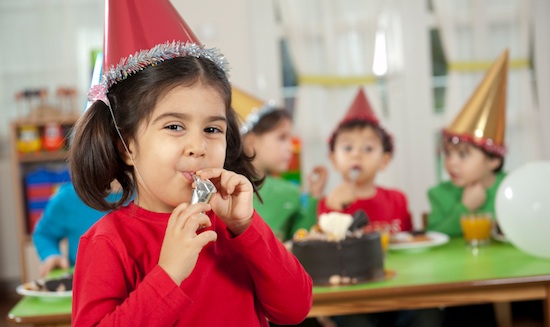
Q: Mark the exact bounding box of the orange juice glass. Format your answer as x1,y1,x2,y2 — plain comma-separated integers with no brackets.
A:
460,213,494,246
380,228,390,253
371,223,391,254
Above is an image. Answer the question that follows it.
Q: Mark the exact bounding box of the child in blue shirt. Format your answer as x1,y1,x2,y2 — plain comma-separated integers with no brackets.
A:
32,181,122,276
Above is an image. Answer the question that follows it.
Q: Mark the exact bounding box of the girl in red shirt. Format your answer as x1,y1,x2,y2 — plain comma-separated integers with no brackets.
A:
67,1,312,326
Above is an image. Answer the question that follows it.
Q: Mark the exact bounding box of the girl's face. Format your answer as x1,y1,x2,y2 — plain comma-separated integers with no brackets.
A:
246,118,293,175
125,83,227,212
330,126,390,183
443,142,500,187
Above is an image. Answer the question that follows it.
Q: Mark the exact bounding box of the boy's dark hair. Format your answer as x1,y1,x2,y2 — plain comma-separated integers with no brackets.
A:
442,137,504,173
248,108,292,135
328,119,393,154
69,56,260,211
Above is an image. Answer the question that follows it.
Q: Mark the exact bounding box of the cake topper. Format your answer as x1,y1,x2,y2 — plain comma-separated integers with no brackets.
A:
349,209,370,232
318,212,353,241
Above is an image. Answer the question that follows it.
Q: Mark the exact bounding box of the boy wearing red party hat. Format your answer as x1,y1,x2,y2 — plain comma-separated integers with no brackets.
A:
319,89,443,327
318,88,412,233
68,0,312,326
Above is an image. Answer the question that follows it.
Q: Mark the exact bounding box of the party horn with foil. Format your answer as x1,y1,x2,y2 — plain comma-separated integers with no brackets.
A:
191,174,217,204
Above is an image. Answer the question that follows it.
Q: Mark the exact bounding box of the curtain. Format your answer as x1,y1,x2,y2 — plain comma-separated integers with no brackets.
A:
433,0,542,171
276,0,383,191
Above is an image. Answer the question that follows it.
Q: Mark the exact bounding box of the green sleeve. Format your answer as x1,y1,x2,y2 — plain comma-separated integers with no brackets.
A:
478,171,506,216
426,183,469,237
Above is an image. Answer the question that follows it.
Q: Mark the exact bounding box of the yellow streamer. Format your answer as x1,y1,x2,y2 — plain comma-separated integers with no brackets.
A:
298,74,377,86
448,58,529,72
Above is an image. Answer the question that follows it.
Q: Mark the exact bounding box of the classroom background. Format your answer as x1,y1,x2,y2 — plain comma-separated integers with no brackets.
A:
0,0,548,292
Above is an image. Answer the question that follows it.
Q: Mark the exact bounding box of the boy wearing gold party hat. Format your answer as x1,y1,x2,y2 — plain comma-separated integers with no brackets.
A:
427,50,509,237
233,87,326,241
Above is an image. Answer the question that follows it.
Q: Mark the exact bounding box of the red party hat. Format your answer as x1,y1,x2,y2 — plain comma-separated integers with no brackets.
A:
89,0,228,106
340,88,379,125
328,88,389,149
104,0,200,70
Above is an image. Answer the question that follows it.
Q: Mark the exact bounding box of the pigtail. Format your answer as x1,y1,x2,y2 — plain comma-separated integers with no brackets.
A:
224,106,264,198
69,100,133,211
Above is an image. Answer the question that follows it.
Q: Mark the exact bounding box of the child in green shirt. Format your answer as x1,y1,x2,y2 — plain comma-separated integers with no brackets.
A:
427,50,509,238
427,49,510,327
234,87,327,241
427,143,506,237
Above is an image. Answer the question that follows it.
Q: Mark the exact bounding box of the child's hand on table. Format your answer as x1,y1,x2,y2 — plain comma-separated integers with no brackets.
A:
40,255,70,277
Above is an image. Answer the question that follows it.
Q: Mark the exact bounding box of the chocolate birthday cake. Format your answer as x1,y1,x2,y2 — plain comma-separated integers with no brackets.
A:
292,211,384,286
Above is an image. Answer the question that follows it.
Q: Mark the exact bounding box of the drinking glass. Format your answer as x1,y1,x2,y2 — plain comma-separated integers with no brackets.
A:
460,213,494,246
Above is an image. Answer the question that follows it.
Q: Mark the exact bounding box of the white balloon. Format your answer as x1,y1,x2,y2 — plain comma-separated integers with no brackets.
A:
496,161,550,259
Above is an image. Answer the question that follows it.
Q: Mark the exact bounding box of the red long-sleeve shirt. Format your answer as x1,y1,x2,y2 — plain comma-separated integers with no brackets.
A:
318,187,413,232
72,202,312,326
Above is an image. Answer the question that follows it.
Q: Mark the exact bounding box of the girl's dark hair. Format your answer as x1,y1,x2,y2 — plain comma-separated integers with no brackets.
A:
69,56,259,211
328,119,393,154
248,108,292,135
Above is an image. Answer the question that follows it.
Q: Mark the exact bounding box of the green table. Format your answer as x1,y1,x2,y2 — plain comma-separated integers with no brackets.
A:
7,269,72,326
7,239,550,326
7,297,71,326
310,238,550,326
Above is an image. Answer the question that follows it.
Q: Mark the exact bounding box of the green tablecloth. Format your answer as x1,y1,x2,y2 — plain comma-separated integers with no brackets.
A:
9,239,550,320
314,237,550,293
8,296,71,320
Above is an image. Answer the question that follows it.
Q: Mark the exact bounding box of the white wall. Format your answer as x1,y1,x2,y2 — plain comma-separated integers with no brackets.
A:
173,0,282,102
0,0,104,281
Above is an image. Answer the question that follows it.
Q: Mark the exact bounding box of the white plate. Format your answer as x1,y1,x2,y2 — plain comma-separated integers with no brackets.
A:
16,283,72,299
389,231,450,251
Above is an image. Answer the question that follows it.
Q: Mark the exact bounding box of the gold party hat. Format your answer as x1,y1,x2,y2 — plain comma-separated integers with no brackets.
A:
444,49,508,156
231,87,276,134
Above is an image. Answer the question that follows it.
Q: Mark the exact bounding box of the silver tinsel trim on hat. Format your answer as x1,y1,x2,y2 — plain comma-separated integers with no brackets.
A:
88,41,229,106
240,100,278,135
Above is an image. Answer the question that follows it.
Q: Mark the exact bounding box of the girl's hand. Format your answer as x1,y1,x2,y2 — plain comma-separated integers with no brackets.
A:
158,202,217,286
40,255,70,277
195,168,254,236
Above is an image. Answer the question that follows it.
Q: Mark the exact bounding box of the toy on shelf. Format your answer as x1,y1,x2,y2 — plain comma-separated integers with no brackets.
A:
42,122,64,152
14,88,48,118
17,125,41,153
14,87,79,154
56,87,78,115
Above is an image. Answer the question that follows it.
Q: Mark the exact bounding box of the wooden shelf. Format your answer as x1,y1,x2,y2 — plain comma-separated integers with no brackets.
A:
9,108,78,283
17,151,69,163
